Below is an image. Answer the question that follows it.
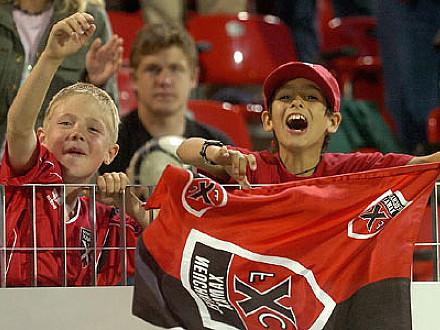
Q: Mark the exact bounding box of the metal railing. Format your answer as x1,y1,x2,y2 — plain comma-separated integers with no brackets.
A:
413,182,440,281
0,183,157,288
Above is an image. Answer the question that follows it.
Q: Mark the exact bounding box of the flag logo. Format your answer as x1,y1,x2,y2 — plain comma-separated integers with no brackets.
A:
181,229,335,329
348,190,410,240
182,172,227,217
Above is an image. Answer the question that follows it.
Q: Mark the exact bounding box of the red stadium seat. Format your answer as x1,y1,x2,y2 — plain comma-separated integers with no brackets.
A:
317,2,387,113
317,0,335,39
320,16,382,98
427,107,440,145
117,66,137,115
319,15,391,129
115,72,253,148
107,10,144,62
188,99,252,148
186,12,297,85
234,103,264,123
321,16,380,59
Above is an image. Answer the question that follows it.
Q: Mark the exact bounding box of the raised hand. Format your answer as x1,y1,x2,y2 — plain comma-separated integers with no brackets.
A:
86,35,124,86
44,12,96,62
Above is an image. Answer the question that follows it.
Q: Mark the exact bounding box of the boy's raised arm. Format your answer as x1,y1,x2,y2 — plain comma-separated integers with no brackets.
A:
176,137,257,189
177,137,230,180
408,152,440,165
6,13,96,174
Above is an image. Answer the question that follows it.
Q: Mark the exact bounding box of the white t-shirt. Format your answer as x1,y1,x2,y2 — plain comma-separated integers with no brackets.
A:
12,5,54,84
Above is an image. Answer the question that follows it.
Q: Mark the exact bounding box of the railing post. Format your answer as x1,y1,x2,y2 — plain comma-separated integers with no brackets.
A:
119,189,127,286
32,185,38,287
0,185,6,288
61,185,67,287
89,185,97,286
432,183,439,281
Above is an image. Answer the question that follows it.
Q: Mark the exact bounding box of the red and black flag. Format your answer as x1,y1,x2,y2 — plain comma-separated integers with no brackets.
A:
133,163,440,329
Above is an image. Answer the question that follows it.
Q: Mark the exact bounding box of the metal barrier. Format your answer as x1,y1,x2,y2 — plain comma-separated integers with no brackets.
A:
0,183,156,288
0,182,439,287
410,183,440,282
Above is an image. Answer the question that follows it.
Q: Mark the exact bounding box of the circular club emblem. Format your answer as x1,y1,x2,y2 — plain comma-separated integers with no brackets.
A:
182,172,228,217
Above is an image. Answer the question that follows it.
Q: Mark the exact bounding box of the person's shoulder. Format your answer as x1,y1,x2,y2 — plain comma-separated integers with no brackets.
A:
84,1,107,16
120,109,139,124
0,3,15,30
119,110,141,134
322,151,413,169
184,117,219,134
325,151,411,161
322,151,382,165
0,3,12,18
1,142,63,184
323,151,382,161
119,110,150,141
185,118,233,145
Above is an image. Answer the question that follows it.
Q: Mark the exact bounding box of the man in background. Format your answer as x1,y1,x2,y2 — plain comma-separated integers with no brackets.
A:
100,23,231,173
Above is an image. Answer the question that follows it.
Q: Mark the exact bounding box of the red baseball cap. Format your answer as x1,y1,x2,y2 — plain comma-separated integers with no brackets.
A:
263,61,341,112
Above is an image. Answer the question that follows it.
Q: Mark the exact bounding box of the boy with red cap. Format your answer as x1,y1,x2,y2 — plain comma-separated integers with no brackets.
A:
177,61,440,188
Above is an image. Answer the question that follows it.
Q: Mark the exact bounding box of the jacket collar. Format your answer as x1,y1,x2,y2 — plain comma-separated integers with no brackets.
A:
0,3,16,31
0,1,66,31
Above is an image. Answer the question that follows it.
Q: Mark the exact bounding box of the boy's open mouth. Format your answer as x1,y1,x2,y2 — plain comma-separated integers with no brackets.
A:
286,113,308,131
64,147,86,156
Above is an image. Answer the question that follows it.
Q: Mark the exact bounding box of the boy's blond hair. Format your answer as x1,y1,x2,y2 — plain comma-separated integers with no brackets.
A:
44,82,120,143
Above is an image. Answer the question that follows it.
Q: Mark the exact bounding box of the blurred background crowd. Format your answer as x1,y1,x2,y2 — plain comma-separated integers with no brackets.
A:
104,0,440,156
2,0,439,161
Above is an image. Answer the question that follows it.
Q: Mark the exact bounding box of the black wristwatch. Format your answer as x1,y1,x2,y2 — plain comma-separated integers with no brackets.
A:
200,140,224,165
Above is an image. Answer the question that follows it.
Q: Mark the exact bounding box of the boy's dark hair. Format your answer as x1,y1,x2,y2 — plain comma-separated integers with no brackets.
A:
321,108,334,152
129,23,198,75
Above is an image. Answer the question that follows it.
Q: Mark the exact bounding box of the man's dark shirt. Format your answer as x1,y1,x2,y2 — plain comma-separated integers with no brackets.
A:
101,110,233,173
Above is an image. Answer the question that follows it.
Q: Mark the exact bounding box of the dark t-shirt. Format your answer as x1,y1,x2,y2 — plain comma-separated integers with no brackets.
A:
101,110,233,173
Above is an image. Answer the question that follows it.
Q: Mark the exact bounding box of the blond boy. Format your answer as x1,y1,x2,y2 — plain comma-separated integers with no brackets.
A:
1,13,147,286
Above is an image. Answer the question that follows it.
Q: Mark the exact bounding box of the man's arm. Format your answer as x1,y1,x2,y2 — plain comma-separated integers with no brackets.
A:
6,13,96,174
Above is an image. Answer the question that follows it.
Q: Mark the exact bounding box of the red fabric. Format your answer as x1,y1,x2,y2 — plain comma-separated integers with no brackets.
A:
142,163,439,329
221,148,413,184
0,142,140,286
